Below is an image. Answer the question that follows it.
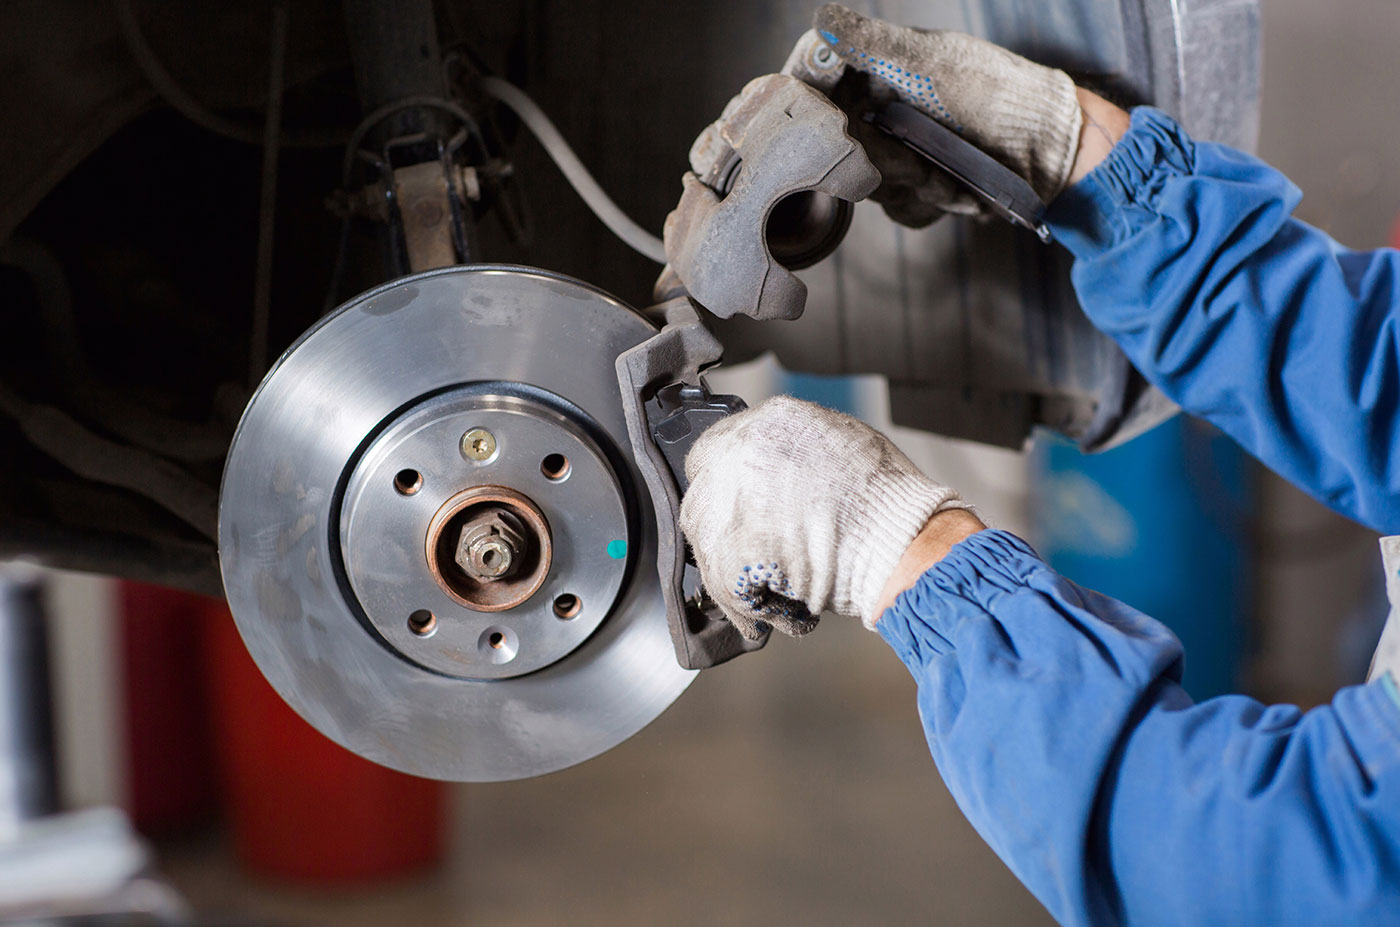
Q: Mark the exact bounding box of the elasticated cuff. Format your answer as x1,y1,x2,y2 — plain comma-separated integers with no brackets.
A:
875,529,1047,667
1046,106,1197,257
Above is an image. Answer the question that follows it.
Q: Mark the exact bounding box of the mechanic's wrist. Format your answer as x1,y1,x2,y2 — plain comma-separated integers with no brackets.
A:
1066,87,1131,187
871,508,987,624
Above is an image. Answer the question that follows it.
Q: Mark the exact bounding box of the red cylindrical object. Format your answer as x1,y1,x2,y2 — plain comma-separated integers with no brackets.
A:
119,582,220,837
204,599,446,883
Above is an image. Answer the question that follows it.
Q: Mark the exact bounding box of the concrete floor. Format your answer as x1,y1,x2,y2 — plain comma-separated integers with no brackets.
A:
164,619,1049,925
154,0,1400,924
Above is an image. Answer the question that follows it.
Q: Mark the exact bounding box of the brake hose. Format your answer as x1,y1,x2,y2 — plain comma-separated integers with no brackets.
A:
480,77,668,264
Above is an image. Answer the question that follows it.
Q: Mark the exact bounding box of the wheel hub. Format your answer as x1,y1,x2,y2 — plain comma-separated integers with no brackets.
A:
339,390,629,679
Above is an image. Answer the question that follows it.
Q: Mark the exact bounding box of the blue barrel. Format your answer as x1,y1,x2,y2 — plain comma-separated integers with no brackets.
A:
1031,417,1253,699
778,370,862,416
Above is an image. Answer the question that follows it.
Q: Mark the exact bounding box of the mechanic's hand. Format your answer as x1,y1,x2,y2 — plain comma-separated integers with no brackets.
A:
814,3,1083,227
679,396,970,639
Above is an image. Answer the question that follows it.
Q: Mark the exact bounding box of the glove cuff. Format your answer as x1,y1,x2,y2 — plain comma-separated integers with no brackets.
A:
847,469,969,628
981,61,1084,201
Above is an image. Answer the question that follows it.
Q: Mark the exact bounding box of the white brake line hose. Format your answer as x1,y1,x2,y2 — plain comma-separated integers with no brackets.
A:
479,77,668,265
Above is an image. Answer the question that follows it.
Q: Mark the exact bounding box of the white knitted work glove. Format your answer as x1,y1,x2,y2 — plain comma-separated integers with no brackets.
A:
813,3,1083,227
679,396,970,639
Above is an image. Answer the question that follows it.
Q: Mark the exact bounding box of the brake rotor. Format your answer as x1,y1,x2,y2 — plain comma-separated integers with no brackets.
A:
218,265,695,781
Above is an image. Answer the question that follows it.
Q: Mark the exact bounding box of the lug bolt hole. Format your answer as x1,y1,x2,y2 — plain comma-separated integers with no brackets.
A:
408,609,437,637
394,468,423,496
541,453,571,482
553,593,582,620
488,631,505,649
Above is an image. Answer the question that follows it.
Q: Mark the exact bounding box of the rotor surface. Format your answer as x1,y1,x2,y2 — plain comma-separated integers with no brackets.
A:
219,266,695,781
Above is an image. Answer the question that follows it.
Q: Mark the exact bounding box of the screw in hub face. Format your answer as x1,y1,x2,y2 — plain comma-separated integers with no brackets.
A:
461,428,497,462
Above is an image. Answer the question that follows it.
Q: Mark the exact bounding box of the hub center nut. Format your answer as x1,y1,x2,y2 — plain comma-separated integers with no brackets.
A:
456,510,527,581
426,485,553,612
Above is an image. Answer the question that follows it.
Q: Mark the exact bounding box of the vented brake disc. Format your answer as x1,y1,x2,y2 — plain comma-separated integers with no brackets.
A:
218,265,694,781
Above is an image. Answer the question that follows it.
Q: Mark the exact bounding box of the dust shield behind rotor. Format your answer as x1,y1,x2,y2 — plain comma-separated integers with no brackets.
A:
218,265,695,782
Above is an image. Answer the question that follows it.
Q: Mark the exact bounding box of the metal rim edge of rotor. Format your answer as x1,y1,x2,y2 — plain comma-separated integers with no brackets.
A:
217,264,696,782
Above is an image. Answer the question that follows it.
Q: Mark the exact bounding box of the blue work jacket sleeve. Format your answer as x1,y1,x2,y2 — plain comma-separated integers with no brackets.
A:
1046,108,1400,534
879,529,1400,927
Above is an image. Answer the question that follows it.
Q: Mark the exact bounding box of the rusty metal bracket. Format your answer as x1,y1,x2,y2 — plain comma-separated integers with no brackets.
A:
392,160,458,270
